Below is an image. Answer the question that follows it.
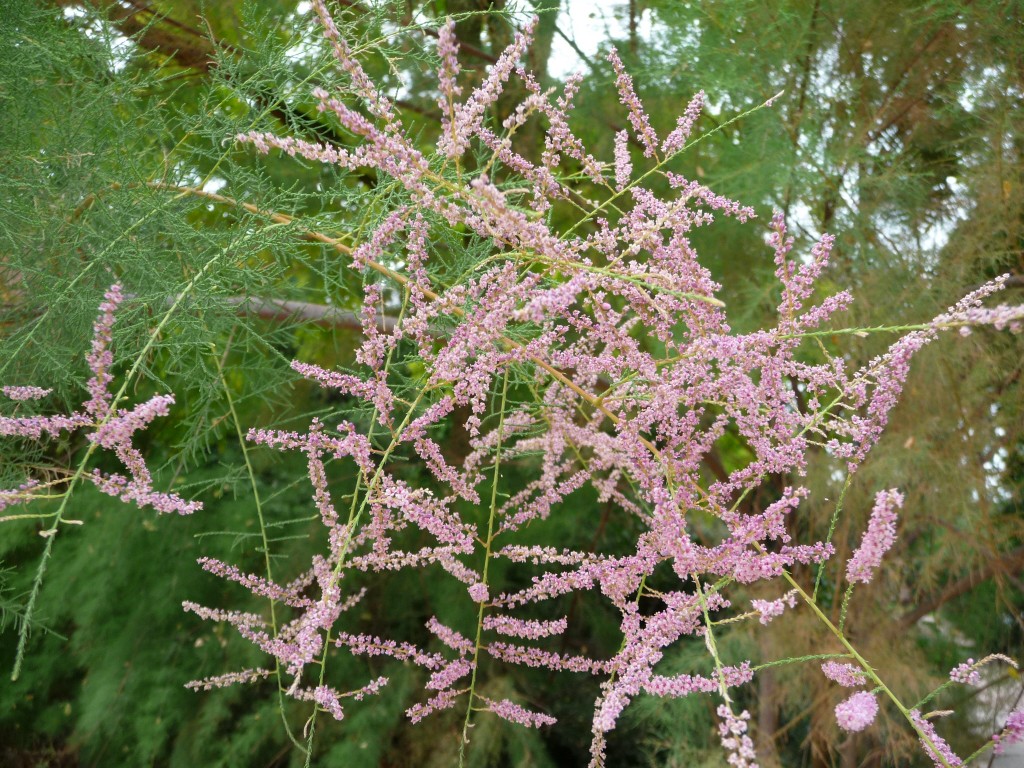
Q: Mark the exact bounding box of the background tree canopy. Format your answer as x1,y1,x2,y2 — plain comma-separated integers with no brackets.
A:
0,0,1021,766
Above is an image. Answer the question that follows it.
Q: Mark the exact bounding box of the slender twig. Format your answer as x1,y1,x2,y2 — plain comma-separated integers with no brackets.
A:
459,367,510,763
12,241,235,680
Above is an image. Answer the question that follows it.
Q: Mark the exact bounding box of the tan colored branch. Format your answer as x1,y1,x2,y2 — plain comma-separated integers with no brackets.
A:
56,0,220,71
220,295,392,331
899,545,1024,628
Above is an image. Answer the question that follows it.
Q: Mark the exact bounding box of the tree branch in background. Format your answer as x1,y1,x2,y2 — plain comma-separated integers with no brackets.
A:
899,545,1024,629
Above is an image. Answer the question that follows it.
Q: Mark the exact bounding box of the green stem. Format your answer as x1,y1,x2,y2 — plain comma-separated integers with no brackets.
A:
813,475,851,601
213,341,306,753
302,389,426,767
459,368,511,764
782,569,958,768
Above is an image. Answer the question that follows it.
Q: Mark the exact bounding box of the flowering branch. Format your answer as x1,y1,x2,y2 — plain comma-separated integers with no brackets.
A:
164,5,1024,765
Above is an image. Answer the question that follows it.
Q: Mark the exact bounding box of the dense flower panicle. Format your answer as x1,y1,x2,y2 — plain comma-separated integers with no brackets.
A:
717,706,758,768
662,90,705,154
0,284,200,516
0,412,86,440
200,6,1024,763
311,685,345,720
645,663,753,698
613,130,632,191
467,582,489,603
310,0,397,125
2,385,52,401
542,72,605,184
406,688,462,723
426,656,473,692
607,48,659,157
427,617,475,655
485,641,611,675
439,18,537,158
910,710,963,767
482,696,557,728
835,691,879,732
435,19,461,108
84,283,123,418
821,660,867,687
91,466,203,515
846,489,903,584
482,614,567,640
994,710,1024,754
196,557,311,607
88,394,175,450
0,1,1017,762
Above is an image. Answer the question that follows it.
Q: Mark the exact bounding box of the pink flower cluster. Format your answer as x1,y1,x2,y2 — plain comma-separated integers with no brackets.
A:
846,489,902,585
949,659,981,685
187,5,1024,766
834,691,878,732
0,285,201,516
750,590,797,625
910,710,963,767
950,653,1015,686
821,659,878,733
821,660,867,688
2,385,52,401
717,705,757,767
994,710,1024,754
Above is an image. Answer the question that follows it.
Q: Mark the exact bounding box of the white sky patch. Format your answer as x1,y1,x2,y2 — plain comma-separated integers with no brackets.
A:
63,5,132,73
548,1,646,79
203,177,227,194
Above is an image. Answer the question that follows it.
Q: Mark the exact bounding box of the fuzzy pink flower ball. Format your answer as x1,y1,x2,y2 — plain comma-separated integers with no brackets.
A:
835,691,878,732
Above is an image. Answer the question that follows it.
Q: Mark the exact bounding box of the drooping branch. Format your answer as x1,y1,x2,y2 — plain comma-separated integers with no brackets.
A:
899,545,1024,628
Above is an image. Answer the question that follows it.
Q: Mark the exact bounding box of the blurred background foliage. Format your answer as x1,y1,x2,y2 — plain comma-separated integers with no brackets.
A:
0,0,1021,765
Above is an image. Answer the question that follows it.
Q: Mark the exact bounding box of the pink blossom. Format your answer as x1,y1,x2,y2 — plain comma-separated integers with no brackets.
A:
481,696,556,728
613,130,632,190
468,582,489,603
607,48,658,157
835,691,878,732
846,489,903,584
2,386,51,401
821,661,867,687
717,706,758,768
994,710,1024,754
0,284,200,516
662,90,705,154
751,590,797,625
910,710,962,767
483,614,567,639
204,7,1024,761
949,659,981,685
